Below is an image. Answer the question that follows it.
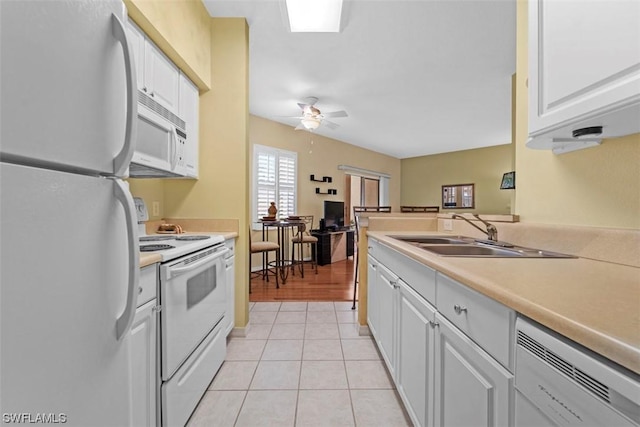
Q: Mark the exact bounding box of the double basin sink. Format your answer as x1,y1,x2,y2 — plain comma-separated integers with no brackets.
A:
390,235,575,258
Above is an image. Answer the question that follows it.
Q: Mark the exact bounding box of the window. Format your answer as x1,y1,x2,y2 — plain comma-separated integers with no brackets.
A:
252,145,297,225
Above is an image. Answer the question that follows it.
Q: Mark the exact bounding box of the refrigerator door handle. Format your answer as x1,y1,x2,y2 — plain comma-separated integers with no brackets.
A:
113,178,139,340
111,13,137,177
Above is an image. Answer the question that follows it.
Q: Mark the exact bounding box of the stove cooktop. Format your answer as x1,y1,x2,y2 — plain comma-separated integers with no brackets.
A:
140,244,175,252
138,233,225,262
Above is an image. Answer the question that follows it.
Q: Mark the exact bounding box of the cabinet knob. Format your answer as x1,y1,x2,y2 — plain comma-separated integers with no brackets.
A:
150,92,155,97
138,286,143,294
453,304,468,315
429,320,440,328
368,246,373,250
142,87,147,92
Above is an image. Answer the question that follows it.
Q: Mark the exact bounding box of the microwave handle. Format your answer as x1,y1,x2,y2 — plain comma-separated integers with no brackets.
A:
111,13,137,177
170,127,179,170
113,179,140,340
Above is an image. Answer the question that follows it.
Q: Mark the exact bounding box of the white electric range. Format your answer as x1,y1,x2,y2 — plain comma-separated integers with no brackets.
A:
134,198,228,427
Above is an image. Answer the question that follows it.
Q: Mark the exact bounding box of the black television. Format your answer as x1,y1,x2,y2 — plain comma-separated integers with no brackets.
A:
323,200,345,229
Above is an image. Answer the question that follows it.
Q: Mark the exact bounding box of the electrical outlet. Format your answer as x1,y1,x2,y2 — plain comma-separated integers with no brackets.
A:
152,201,160,216
443,219,453,231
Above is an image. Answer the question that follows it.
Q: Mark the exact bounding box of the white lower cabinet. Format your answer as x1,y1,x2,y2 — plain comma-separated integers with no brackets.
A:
366,238,514,427
224,238,235,336
434,313,513,426
397,280,437,427
130,264,159,427
367,255,380,338
377,263,399,377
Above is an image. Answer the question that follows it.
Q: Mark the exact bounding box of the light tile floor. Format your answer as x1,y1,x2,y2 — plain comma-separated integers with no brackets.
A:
187,301,411,427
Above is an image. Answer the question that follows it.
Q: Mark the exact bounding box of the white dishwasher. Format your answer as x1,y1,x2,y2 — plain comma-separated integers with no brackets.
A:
515,317,640,426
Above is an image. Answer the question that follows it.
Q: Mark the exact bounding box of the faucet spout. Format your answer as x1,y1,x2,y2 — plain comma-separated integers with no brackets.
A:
451,214,498,241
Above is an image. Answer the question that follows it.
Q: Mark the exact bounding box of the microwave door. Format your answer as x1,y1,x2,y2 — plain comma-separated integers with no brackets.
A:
132,109,176,172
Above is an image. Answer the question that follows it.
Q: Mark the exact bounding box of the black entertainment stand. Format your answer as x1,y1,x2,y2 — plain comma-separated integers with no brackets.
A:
311,229,355,266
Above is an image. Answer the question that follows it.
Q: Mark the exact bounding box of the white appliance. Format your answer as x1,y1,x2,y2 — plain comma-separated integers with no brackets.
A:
129,93,188,178
515,317,640,426
135,200,227,426
1,1,138,425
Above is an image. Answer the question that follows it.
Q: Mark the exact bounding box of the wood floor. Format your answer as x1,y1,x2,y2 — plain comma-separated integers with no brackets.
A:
249,256,358,302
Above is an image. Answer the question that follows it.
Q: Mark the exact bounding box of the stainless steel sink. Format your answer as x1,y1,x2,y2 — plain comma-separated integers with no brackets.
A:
418,244,575,258
389,235,472,245
390,235,576,258
419,245,524,257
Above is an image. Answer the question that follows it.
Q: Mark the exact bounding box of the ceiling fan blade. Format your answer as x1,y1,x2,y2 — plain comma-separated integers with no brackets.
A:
275,115,305,119
323,120,340,130
323,110,348,119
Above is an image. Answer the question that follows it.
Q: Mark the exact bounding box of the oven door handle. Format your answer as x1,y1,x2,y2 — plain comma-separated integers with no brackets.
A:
167,248,229,279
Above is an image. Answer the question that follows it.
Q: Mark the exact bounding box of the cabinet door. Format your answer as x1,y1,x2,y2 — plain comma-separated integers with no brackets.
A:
179,73,199,178
397,280,437,427
130,299,158,427
434,314,513,427
126,20,146,91
367,255,379,338
224,254,235,336
144,40,180,113
377,263,398,378
528,0,640,139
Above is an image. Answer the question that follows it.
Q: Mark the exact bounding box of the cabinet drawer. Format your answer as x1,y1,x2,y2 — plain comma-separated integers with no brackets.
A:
375,240,436,305
138,264,158,307
436,273,514,369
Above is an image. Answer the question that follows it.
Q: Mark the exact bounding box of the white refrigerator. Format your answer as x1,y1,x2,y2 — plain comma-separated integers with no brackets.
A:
1,1,139,425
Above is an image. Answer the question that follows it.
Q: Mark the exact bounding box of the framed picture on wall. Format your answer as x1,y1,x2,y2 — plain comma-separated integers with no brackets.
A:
500,171,516,190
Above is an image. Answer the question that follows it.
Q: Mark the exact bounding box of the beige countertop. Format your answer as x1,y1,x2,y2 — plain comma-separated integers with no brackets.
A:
367,230,640,375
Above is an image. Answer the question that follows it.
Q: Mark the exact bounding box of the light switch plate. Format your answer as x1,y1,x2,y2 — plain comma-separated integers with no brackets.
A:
152,201,160,216
443,219,453,231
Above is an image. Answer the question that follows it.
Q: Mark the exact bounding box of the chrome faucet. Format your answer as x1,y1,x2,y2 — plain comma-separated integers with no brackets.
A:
452,214,498,242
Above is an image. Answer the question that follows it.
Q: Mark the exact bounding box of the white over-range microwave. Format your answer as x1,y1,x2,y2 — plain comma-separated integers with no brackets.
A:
129,91,188,178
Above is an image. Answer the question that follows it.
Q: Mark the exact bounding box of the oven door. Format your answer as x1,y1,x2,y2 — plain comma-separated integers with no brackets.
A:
160,244,228,380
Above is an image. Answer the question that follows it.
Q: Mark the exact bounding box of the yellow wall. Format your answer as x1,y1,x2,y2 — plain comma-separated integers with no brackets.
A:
514,0,640,229
400,144,514,214
125,0,211,89
250,115,402,224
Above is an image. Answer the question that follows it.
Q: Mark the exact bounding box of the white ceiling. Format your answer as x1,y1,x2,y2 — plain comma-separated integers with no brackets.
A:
203,0,516,159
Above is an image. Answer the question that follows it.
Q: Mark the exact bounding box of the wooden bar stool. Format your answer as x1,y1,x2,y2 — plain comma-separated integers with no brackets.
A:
249,228,280,292
290,215,318,278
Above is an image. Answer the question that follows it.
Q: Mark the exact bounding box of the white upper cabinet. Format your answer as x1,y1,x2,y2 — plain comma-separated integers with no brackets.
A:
144,44,180,113
527,0,640,153
179,74,200,178
126,20,180,114
126,21,145,91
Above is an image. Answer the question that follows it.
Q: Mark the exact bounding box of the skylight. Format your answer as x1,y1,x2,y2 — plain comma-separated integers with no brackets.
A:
285,0,343,32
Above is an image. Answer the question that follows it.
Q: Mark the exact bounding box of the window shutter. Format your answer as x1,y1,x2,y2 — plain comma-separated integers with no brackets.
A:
278,153,296,218
252,145,297,225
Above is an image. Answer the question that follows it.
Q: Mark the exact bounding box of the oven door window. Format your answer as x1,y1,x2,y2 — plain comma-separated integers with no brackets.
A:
187,264,217,309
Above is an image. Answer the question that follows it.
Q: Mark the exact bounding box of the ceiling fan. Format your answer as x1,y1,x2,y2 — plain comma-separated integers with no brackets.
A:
283,97,348,131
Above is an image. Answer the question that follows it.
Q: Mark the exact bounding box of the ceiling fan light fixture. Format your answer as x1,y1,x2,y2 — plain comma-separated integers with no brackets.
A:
301,118,321,130
285,0,343,33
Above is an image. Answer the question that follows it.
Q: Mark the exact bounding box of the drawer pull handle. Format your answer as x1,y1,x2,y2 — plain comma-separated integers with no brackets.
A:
390,280,399,289
152,305,162,313
454,304,468,315
429,320,440,328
